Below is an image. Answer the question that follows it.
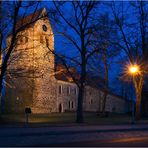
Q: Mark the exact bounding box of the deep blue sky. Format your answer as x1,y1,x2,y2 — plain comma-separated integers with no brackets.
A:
21,1,133,94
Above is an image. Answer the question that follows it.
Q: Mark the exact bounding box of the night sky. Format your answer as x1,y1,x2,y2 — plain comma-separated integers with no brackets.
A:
5,1,147,98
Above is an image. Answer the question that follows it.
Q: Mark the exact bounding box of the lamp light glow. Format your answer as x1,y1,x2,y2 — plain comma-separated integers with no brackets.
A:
129,65,139,75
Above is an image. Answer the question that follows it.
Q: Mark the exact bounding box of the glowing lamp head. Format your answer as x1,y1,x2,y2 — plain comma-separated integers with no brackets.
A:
129,65,139,75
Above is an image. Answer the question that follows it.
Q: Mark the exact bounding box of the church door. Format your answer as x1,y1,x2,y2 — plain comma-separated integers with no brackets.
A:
59,104,62,113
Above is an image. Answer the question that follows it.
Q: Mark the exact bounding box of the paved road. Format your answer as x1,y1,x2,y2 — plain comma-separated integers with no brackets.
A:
50,136,148,147
1,124,148,146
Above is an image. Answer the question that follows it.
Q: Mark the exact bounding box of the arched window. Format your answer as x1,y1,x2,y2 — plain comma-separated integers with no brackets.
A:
23,36,28,43
75,88,77,95
17,35,28,45
69,101,71,109
42,24,47,32
90,99,93,105
67,86,70,95
59,85,62,94
71,101,74,109
25,36,28,43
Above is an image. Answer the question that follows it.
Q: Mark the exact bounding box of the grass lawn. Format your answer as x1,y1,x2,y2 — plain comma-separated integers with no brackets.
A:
0,112,141,125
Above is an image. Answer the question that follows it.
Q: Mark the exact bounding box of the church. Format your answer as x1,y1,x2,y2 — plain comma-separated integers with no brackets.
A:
4,8,128,114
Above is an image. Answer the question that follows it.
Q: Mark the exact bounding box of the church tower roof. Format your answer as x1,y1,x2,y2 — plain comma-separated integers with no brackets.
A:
16,8,47,30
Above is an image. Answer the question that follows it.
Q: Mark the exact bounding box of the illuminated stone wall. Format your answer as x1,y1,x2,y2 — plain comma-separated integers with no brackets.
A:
5,10,57,113
84,86,126,113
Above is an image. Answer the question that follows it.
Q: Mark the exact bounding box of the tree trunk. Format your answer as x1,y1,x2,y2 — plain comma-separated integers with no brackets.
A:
76,85,84,123
0,4,20,113
76,61,86,123
135,89,142,120
0,33,17,113
101,92,107,114
76,42,86,123
0,76,5,113
134,76,144,120
101,47,108,115
98,93,102,112
0,60,8,113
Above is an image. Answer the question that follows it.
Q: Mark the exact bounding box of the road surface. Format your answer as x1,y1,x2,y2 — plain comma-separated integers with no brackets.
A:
1,124,148,146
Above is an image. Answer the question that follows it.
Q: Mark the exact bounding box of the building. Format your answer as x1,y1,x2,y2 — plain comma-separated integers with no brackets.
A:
4,8,128,114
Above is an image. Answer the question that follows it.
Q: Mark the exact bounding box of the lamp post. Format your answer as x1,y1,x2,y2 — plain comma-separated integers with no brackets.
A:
128,64,139,124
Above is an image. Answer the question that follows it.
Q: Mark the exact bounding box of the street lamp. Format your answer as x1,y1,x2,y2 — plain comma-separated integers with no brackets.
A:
128,64,139,124
128,65,139,75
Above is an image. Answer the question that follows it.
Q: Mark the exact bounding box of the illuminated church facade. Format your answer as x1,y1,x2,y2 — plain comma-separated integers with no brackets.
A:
4,8,128,114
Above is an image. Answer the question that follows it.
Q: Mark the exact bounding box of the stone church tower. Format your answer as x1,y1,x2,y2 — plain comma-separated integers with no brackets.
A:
5,8,57,113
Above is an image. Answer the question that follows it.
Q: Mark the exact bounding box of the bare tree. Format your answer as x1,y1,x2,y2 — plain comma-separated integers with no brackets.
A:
0,1,43,113
53,1,100,123
110,1,148,120
89,13,120,116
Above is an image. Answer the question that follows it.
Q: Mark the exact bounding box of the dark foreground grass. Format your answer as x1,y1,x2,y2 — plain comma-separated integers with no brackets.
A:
0,112,75,124
0,112,137,125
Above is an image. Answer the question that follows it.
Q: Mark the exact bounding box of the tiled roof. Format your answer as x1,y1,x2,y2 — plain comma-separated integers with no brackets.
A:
55,63,105,88
16,8,43,30
54,63,128,100
7,8,47,37
55,64,79,82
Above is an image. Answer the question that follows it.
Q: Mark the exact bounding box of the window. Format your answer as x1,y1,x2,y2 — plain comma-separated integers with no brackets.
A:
42,24,47,32
59,85,62,94
74,88,77,95
17,35,28,44
90,99,93,105
67,86,70,95
71,101,74,109
69,101,71,109
24,36,28,43
17,35,23,43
